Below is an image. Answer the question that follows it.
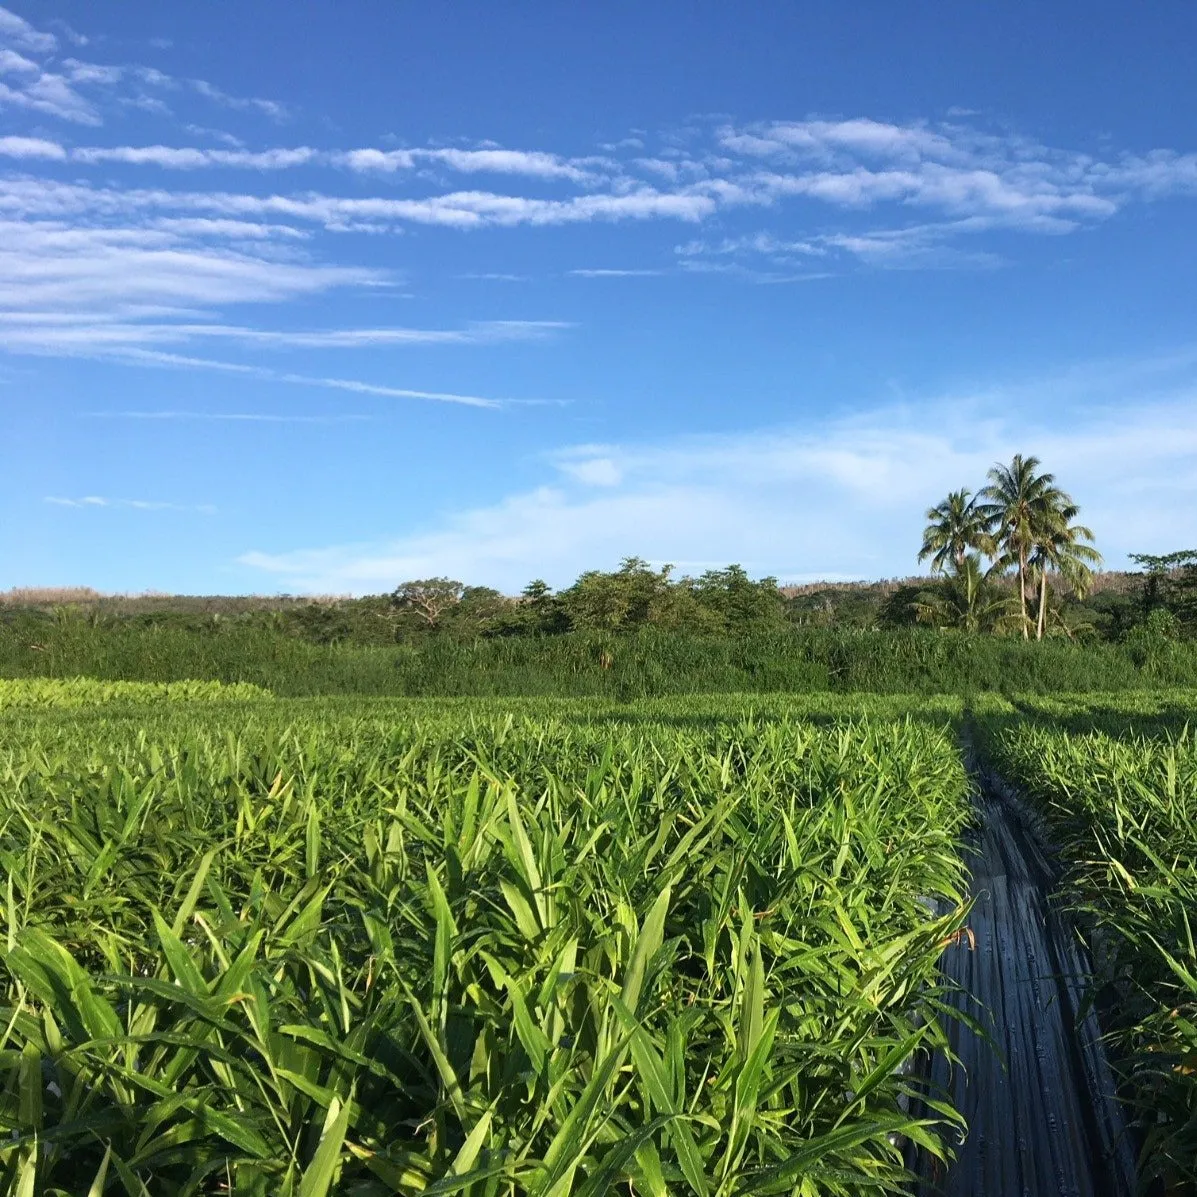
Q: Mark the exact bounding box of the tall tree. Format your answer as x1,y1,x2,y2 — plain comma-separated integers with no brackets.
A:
977,455,1068,639
1029,501,1102,640
918,489,990,575
912,553,1020,634
390,578,464,630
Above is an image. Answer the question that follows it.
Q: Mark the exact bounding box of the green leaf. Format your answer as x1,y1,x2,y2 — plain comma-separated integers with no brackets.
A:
86,1145,112,1197
297,1093,351,1197
621,886,671,1016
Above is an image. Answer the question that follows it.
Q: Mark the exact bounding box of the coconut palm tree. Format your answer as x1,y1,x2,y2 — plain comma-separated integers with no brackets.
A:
1029,502,1102,639
918,489,991,575
977,455,1069,639
912,553,1020,633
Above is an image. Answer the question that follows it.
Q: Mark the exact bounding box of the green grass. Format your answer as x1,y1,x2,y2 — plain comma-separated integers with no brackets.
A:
1,694,974,1195
0,677,272,708
7,617,1197,697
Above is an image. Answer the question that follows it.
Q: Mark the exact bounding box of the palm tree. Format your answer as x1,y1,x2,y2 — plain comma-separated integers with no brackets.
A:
918,489,991,575
977,455,1069,639
912,553,1020,633
1029,502,1102,639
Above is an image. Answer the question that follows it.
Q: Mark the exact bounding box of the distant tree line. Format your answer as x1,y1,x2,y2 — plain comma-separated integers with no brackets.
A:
4,451,1192,652
388,560,787,640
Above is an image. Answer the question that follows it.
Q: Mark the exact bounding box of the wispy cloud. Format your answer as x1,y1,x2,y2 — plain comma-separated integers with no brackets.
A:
0,65,101,124
189,78,288,121
46,495,218,513
0,134,65,159
0,311,569,351
0,7,295,128
569,268,664,277
88,409,372,424
676,223,1002,271
72,144,317,168
341,146,601,182
460,271,529,282
99,347,511,409
0,176,715,231
238,353,1197,592
0,218,380,315
0,6,58,53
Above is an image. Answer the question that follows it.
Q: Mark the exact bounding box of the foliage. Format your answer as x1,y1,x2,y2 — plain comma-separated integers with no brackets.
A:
911,555,1019,634
977,708,1197,1188
391,578,469,629
0,697,974,1194
0,676,271,708
1129,549,1197,630
9,617,1197,696
557,557,675,633
976,454,1100,639
917,490,991,575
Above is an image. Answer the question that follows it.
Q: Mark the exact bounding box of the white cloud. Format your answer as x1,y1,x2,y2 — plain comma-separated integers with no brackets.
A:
0,313,567,351
0,71,100,123
2,118,1193,254
340,148,414,173
0,176,714,230
72,144,318,169
342,145,600,182
418,147,597,182
237,359,1197,593
60,58,122,86
183,124,246,148
0,219,379,313
0,46,38,73
89,409,371,424
718,118,956,163
189,78,288,120
556,455,623,486
0,6,57,53
569,268,663,277
46,495,217,513
90,346,509,409
0,134,65,159
147,216,309,239
0,7,296,127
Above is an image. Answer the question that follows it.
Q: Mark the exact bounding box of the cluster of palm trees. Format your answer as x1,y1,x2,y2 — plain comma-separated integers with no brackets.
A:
916,454,1102,639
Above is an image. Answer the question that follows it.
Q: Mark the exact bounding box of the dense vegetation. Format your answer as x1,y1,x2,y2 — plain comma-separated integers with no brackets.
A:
2,694,974,1195
0,677,270,708
4,685,1196,1191
4,679,1192,1192
7,616,1197,696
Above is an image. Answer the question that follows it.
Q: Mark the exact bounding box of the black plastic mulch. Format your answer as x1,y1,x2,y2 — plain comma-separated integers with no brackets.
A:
911,774,1139,1196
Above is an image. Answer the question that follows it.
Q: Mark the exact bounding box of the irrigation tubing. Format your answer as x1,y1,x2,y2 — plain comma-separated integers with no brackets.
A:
909,749,1139,1196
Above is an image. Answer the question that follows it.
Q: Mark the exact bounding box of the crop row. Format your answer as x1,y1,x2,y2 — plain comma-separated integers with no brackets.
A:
978,713,1197,1189
0,677,272,708
0,707,971,1195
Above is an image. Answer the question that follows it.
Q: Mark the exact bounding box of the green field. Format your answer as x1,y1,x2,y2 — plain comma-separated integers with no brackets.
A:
7,617,1197,698
1,682,1194,1193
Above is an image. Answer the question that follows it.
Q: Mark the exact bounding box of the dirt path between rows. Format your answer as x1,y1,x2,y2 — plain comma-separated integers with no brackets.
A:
912,758,1139,1196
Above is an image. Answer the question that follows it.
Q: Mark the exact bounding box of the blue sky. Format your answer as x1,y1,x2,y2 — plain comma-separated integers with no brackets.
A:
3,2,1196,595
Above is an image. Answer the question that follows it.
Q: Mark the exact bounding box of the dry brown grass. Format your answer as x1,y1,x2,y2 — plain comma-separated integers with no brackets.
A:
0,588,353,613
779,576,930,598
0,587,105,605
